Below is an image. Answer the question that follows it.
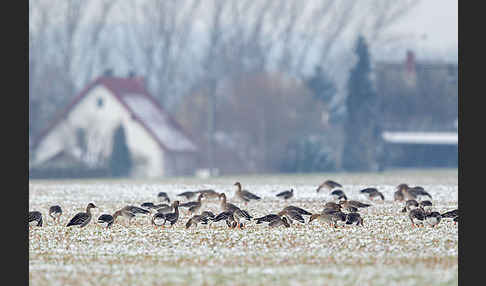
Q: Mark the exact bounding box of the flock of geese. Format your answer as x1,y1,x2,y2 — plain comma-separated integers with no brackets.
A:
29,180,459,230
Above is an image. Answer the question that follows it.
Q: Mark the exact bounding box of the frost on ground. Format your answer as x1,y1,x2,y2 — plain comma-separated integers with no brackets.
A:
29,169,458,286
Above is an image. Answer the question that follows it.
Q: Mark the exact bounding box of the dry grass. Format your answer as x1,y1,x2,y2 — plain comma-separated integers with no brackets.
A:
29,170,458,285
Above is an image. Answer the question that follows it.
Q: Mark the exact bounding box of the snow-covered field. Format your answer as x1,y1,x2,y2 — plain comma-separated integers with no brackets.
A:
29,169,458,286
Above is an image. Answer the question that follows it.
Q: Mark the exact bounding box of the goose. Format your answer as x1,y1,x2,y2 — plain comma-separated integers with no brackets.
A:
157,192,170,203
345,212,364,226
269,216,290,228
282,205,313,216
179,194,204,209
234,182,261,204
118,205,150,225
66,203,96,228
441,209,458,218
322,202,341,211
255,214,282,224
401,200,419,213
276,189,294,200
441,209,458,224
219,193,252,228
29,211,43,228
97,211,122,228
49,205,62,224
277,209,305,225
160,201,180,228
309,209,346,228
394,189,405,202
140,202,169,214
408,207,426,228
425,211,442,228
316,180,342,192
360,188,385,200
177,191,198,200
188,193,205,215
339,199,371,212
185,215,210,229
195,189,220,200
156,204,173,215
397,184,432,201
212,211,237,229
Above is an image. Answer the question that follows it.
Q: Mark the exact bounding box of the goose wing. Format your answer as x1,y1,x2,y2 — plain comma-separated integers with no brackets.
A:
67,212,89,226
276,190,290,197
284,206,312,216
124,206,150,215
241,190,261,200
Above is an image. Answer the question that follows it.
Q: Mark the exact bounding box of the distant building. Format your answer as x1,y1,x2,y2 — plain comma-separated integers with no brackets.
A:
30,74,199,178
374,50,458,131
373,51,458,168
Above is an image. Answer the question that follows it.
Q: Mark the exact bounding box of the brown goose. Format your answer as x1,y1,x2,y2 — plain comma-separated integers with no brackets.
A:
394,189,405,202
409,207,426,228
309,209,346,228
66,203,96,228
179,194,204,209
118,205,150,225
49,205,62,224
283,205,313,216
234,182,261,204
397,184,432,201
339,199,371,212
212,211,237,229
278,209,305,224
255,214,282,224
29,211,43,228
276,189,294,200
97,211,122,228
195,189,220,200
360,188,384,200
269,216,290,228
185,214,210,229
219,193,252,228
188,194,205,215
322,202,341,211
162,201,180,228
316,180,342,192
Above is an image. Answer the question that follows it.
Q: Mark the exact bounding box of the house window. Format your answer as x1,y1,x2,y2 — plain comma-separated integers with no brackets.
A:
97,97,104,108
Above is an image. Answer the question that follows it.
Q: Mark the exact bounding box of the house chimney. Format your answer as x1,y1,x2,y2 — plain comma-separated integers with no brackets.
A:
406,50,416,75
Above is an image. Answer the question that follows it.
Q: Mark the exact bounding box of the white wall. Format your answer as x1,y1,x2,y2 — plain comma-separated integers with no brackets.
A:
33,85,165,178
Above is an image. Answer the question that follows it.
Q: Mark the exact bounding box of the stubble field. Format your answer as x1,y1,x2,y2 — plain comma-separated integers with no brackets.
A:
29,169,458,286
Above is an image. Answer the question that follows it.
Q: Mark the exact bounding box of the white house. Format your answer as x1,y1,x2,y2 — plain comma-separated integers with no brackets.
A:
31,75,199,178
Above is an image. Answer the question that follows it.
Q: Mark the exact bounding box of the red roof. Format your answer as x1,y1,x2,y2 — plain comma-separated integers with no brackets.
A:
33,76,198,153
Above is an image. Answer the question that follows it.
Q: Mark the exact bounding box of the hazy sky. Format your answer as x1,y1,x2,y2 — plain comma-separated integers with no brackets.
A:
386,0,458,60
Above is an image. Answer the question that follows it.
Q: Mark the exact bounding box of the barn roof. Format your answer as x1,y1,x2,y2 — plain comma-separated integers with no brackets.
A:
33,76,198,153
382,132,458,145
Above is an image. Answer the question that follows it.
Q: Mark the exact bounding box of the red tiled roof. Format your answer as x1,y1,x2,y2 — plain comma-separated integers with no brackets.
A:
33,76,198,153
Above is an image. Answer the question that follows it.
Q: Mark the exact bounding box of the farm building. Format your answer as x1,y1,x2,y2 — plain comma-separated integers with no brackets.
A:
30,74,199,178
373,50,458,168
